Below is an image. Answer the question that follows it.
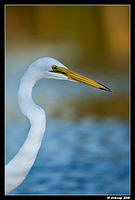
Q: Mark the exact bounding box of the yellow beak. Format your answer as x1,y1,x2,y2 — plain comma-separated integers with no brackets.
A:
57,66,112,92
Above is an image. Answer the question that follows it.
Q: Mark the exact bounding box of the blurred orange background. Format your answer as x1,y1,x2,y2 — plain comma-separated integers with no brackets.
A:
6,5,129,121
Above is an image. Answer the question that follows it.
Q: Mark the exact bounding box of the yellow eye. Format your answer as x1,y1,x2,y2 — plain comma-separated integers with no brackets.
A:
52,65,62,73
52,65,57,71
51,65,66,75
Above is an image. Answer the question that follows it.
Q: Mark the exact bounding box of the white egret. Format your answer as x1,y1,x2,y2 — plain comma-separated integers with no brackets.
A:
5,57,111,194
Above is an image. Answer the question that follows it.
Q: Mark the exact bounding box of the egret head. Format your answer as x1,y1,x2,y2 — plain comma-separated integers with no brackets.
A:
31,57,112,92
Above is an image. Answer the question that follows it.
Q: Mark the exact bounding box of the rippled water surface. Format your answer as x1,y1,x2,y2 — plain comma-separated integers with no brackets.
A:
5,6,129,195
6,117,129,195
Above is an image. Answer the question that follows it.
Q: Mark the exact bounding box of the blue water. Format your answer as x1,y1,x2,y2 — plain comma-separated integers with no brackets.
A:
6,117,129,195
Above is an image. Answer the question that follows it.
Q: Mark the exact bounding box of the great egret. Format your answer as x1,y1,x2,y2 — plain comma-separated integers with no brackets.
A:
5,57,111,194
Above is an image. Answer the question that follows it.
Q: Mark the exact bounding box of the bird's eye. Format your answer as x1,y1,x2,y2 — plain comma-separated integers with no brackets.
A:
49,65,58,72
50,65,66,75
52,65,57,70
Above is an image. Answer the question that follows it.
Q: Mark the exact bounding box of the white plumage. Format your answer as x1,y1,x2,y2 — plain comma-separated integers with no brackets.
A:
6,57,111,194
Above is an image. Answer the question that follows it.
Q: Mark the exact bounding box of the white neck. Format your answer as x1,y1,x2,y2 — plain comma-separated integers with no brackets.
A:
6,67,46,194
